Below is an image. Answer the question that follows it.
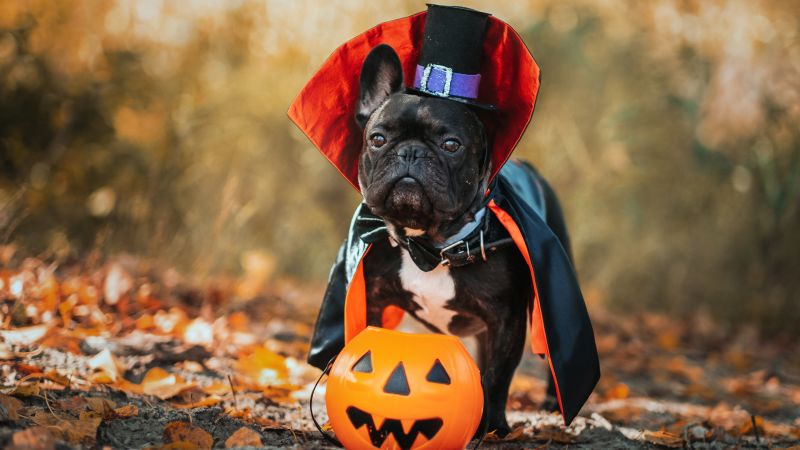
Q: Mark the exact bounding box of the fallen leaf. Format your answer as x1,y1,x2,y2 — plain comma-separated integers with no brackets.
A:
163,421,213,450
172,395,223,409
235,346,289,386
113,404,139,418
54,396,87,412
7,426,56,450
0,325,49,346
30,409,102,444
86,397,117,416
0,394,23,420
642,430,684,448
14,363,43,375
8,382,40,397
141,367,195,400
200,380,231,396
605,382,630,399
87,348,123,382
502,426,527,441
225,427,263,448
44,370,70,386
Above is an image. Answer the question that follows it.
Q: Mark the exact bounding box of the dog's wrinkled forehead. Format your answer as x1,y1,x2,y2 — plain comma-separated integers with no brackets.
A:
367,93,483,137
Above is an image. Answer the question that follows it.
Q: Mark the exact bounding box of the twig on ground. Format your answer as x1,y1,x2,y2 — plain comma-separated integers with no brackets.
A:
228,374,238,412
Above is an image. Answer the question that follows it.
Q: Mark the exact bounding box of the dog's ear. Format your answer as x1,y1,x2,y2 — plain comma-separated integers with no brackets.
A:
356,44,403,128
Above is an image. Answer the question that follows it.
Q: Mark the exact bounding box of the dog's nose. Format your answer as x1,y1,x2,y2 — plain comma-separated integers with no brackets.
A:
397,145,426,162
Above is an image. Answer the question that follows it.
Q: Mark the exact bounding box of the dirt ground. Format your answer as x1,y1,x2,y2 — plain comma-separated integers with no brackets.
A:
0,256,798,449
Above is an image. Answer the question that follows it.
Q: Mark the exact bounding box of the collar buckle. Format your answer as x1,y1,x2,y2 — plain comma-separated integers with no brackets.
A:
439,239,474,267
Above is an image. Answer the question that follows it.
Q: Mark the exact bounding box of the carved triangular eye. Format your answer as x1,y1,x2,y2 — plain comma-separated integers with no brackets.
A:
426,359,451,384
383,362,410,395
352,351,373,373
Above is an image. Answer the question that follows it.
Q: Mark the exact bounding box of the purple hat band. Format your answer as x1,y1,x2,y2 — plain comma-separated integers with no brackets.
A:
413,64,481,99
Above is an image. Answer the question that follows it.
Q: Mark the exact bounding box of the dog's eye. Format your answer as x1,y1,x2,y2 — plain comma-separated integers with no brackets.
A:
441,139,461,153
369,133,386,148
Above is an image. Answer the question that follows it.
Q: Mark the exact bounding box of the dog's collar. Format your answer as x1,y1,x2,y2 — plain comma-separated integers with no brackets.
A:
355,204,514,272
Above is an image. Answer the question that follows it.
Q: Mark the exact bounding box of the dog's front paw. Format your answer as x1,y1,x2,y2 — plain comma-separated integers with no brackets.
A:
489,420,512,438
475,415,511,439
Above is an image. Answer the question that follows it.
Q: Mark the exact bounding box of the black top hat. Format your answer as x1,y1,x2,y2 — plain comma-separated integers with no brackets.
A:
409,4,495,110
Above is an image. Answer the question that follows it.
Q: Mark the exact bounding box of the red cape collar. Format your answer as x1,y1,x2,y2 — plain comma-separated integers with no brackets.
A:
288,11,540,190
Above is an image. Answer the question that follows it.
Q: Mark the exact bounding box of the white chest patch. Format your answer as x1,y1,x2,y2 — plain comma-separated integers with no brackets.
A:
398,249,457,334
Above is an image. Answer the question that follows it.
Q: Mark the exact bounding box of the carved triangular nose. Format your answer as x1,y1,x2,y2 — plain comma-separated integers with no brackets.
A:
383,362,410,395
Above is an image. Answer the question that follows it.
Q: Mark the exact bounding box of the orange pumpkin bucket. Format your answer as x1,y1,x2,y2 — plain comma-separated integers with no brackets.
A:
325,327,484,450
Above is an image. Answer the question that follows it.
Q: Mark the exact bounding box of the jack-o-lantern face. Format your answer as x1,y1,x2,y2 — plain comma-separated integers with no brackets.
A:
326,327,483,450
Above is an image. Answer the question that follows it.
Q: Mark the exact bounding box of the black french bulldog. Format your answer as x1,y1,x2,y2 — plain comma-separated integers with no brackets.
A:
353,44,571,435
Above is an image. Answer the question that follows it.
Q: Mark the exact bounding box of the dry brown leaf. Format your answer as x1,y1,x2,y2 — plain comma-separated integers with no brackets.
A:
8,382,40,397
30,409,102,444
54,396,87,412
0,325,49,346
172,395,223,409
642,430,684,448
7,426,56,450
502,426,527,441
86,397,117,416
113,404,139,418
0,393,23,420
153,443,199,450
141,367,195,400
43,370,70,387
225,427,263,448
163,421,213,450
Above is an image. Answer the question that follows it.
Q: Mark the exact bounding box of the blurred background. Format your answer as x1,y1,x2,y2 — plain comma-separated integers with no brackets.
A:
1,0,798,337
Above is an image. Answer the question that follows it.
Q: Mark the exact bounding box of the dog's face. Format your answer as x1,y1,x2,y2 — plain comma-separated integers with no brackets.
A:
356,45,489,239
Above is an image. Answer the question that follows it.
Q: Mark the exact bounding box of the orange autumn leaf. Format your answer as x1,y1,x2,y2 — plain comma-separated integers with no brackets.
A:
606,382,631,399
136,313,156,330
113,404,139,418
140,367,195,400
200,380,232,396
227,312,249,331
172,394,223,409
8,382,40,397
235,346,289,386
0,394,23,420
163,421,213,450
642,430,684,448
225,427,263,448
44,370,70,387
7,426,56,450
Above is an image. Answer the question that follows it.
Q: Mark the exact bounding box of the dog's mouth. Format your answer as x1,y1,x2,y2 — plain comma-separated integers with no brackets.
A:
378,176,433,227
346,406,443,449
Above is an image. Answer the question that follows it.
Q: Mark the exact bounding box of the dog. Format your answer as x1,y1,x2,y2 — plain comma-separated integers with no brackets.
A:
352,43,572,435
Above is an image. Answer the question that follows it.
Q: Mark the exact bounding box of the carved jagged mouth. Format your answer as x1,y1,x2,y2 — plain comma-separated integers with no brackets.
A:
346,406,443,449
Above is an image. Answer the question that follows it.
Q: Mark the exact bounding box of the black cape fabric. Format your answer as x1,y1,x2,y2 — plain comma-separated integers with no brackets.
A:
307,160,600,425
